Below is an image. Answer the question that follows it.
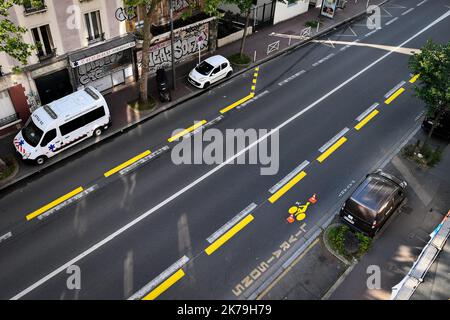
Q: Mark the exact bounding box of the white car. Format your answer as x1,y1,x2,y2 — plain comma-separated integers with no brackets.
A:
188,55,233,89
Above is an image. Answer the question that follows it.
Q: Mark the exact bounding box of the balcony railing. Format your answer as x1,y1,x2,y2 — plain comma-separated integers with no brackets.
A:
23,1,47,15
87,32,105,44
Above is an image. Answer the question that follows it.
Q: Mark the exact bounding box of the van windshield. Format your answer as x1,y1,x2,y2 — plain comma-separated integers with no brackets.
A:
22,118,44,147
195,61,214,76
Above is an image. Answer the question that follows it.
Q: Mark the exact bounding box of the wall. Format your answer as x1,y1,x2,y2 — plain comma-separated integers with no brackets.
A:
273,0,310,25
218,26,252,48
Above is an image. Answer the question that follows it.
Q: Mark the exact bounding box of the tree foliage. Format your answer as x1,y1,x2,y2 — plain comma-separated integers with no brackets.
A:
0,0,38,66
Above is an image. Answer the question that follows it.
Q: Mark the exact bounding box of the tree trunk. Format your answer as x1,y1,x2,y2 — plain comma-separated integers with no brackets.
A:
139,4,153,104
239,9,251,58
422,107,446,149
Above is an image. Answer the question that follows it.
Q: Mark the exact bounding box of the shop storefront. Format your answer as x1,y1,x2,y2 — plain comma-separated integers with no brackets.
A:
69,35,136,93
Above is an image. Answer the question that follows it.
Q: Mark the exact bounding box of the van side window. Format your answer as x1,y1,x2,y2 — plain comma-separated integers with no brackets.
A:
59,107,105,136
40,129,57,146
84,106,105,124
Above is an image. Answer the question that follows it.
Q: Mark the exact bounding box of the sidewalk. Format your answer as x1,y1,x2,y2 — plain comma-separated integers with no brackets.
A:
0,0,382,190
259,131,450,300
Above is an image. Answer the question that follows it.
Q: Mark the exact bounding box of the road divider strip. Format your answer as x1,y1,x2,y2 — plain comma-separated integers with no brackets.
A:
355,109,379,130
319,128,349,153
269,161,309,194
385,87,405,104
26,187,84,221
205,214,254,255
384,81,406,99
128,255,189,300
168,120,207,142
317,137,347,163
220,94,255,114
268,171,307,204
356,103,379,122
104,150,151,177
119,146,169,176
0,231,12,244
207,203,257,244
409,74,420,83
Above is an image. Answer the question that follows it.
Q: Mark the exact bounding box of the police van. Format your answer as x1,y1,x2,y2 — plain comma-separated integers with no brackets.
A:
14,86,111,165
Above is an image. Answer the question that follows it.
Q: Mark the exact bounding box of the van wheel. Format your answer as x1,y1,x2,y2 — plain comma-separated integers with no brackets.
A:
94,128,102,137
203,82,210,89
35,156,46,165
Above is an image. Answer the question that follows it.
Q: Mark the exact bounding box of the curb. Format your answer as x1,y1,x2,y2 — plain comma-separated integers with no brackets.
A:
322,259,358,300
322,223,353,266
0,0,389,193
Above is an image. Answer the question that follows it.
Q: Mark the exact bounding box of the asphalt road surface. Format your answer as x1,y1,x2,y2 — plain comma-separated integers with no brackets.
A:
0,0,449,300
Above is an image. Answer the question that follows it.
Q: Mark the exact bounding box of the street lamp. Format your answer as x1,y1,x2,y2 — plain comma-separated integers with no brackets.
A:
169,0,176,90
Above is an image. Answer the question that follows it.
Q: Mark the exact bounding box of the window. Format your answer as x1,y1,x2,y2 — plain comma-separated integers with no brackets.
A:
31,25,55,60
221,63,228,70
211,67,221,75
40,129,56,147
85,11,104,43
59,107,105,136
23,0,46,14
22,118,44,147
287,0,298,5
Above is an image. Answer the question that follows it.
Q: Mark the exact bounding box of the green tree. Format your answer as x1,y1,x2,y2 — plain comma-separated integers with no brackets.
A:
0,0,37,66
409,40,450,145
227,0,253,59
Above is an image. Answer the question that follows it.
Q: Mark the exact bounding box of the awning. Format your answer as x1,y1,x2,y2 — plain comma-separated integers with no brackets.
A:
69,34,136,68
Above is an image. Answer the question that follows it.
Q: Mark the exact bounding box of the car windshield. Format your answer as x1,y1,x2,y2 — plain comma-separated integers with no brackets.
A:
22,118,43,147
195,61,214,76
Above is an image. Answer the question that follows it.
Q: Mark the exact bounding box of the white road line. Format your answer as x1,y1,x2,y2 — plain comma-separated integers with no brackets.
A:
402,8,415,15
278,70,306,86
319,128,349,153
207,203,257,244
128,255,189,300
11,10,450,300
417,0,427,6
386,17,399,26
356,103,380,122
384,80,406,98
120,146,170,176
269,161,310,194
364,30,378,38
415,110,425,122
0,231,12,244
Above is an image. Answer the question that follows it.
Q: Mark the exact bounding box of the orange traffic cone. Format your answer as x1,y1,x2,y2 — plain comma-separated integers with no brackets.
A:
309,194,317,204
287,215,295,224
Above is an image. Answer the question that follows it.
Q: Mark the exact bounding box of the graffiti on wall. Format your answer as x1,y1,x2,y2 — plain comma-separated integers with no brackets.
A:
137,22,209,74
76,50,132,86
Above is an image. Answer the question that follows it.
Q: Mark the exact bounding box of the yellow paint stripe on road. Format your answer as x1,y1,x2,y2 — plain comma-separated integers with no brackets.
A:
142,269,185,300
251,85,256,91
255,67,260,71
254,73,258,77
220,94,254,114
252,79,257,84
409,74,420,83
317,137,347,163
167,120,207,142
355,110,379,130
268,171,307,204
104,150,151,177
205,214,254,255
26,187,84,221
384,87,405,104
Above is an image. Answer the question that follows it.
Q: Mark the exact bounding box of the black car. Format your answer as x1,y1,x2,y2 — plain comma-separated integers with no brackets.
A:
339,170,407,237
422,110,450,139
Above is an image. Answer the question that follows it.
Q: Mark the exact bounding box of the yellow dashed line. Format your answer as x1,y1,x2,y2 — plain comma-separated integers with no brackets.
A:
167,120,207,142
385,87,405,104
355,110,379,130
26,187,84,221
104,150,151,177
220,94,254,114
252,79,257,84
268,171,307,204
142,269,185,300
317,137,347,163
205,214,254,255
409,74,420,83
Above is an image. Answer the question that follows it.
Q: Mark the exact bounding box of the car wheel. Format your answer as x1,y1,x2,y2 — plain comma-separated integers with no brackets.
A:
35,156,46,165
94,128,102,137
226,71,232,78
203,82,210,89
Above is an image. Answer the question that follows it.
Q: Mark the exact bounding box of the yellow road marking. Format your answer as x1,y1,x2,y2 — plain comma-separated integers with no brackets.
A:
409,74,420,83
251,85,256,91
355,110,379,130
26,187,84,221
167,120,206,142
104,150,151,177
252,79,257,84
257,238,319,300
220,94,254,114
205,214,254,255
254,73,258,77
317,137,347,163
142,269,185,300
268,171,307,204
384,87,405,104
255,67,260,71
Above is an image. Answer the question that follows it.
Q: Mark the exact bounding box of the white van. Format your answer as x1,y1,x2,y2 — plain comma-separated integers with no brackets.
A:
14,86,111,165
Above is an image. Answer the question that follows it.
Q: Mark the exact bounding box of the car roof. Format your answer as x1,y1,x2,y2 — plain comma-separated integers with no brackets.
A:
349,175,398,213
204,55,228,66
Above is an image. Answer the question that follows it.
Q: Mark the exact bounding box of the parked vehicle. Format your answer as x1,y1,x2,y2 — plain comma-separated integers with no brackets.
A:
156,68,171,102
14,86,111,165
422,110,450,139
188,55,233,89
339,170,407,237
